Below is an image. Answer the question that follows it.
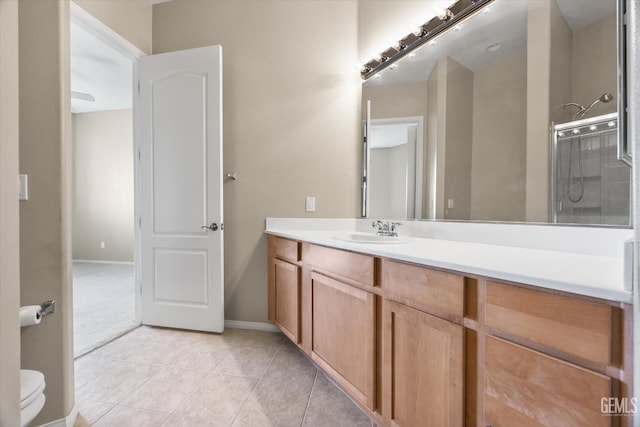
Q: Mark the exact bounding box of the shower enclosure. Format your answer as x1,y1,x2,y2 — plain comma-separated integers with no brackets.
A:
551,113,630,225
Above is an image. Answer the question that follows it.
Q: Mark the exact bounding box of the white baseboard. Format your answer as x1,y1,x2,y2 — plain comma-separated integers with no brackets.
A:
73,259,134,265
38,405,78,427
224,320,280,333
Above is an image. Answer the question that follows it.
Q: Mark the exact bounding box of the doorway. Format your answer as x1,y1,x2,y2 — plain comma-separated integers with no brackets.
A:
367,117,424,219
70,5,143,357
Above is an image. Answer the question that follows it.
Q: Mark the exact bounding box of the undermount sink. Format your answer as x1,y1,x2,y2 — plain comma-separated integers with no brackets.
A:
333,232,412,244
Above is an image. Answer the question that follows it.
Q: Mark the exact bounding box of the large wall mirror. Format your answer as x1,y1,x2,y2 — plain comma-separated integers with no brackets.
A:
361,0,631,227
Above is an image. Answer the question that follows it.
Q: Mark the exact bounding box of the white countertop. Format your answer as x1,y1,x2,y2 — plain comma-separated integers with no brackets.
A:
265,219,634,304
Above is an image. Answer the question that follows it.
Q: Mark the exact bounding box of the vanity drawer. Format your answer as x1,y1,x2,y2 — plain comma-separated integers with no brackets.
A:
485,282,613,365
382,260,464,319
270,236,300,263
308,244,374,287
484,336,611,427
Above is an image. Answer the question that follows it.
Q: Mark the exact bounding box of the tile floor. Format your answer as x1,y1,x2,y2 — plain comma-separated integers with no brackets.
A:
74,326,372,426
73,261,138,358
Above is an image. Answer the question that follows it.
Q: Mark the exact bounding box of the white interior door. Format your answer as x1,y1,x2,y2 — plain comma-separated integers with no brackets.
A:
137,46,223,332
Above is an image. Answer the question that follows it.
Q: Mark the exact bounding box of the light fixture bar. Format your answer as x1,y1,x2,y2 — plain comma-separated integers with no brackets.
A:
361,0,495,80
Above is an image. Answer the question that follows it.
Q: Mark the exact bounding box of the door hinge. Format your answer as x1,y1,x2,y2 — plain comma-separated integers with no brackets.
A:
139,217,142,228
137,81,140,93
138,149,141,162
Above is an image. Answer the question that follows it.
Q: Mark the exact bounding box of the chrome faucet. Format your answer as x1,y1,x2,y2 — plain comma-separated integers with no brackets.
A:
371,220,401,237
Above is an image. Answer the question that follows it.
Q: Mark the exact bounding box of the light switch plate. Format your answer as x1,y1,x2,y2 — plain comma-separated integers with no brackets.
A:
305,196,315,212
19,174,28,201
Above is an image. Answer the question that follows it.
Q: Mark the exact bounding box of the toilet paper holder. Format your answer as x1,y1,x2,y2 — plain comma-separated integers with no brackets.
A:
39,300,55,317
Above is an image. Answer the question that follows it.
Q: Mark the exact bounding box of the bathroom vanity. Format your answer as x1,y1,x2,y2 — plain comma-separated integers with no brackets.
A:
265,219,634,427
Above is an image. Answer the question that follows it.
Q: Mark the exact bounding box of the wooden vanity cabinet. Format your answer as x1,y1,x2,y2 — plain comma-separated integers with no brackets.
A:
383,300,464,426
266,235,633,427
268,237,301,344
484,336,612,427
482,282,628,427
381,260,465,427
310,272,376,409
307,244,377,410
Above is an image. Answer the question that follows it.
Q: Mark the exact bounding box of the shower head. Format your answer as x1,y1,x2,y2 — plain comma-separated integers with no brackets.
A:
600,93,614,103
562,93,615,121
582,92,615,117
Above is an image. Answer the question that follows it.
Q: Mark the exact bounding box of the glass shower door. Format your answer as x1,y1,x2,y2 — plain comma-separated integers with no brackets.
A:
552,113,630,226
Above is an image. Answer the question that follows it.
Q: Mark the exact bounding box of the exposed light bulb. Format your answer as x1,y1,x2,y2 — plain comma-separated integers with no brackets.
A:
558,131,565,137
608,121,616,127
408,22,421,36
572,129,580,134
435,7,453,21
589,125,597,131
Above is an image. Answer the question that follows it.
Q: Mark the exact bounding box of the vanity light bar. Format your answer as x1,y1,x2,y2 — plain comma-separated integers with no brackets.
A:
360,0,495,80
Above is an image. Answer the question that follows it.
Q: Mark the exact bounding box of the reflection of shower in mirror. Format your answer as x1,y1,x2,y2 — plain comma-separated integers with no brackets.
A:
562,93,614,120
551,113,630,226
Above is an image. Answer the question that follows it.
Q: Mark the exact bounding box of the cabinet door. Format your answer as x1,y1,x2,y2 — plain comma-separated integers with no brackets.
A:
484,336,612,427
383,300,463,427
310,272,375,409
272,259,300,343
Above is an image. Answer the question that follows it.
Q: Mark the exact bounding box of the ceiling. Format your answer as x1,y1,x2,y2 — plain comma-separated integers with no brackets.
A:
70,19,133,114
364,0,617,87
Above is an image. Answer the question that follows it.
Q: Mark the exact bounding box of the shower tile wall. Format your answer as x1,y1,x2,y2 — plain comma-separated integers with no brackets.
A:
556,129,630,225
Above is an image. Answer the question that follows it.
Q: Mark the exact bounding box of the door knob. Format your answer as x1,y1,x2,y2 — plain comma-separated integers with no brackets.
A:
201,223,218,231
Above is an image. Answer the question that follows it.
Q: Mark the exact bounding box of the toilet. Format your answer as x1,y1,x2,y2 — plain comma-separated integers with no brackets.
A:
20,369,46,427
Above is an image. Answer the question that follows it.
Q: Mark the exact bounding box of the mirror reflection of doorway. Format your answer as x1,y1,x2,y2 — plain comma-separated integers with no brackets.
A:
70,14,139,358
368,117,423,219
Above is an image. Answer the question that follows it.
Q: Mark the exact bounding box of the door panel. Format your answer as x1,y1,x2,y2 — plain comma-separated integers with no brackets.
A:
273,259,300,343
154,249,208,305
152,72,207,235
310,272,375,409
383,300,463,427
138,46,223,332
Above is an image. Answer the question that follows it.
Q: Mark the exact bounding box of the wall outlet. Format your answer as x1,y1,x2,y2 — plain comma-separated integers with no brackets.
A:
19,174,28,201
305,196,315,212
100,241,106,249
447,198,455,209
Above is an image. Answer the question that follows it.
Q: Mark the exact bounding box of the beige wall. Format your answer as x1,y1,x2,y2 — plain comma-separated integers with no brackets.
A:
73,0,152,54
363,82,428,120
0,0,21,425
443,57,473,220
153,0,360,323
72,110,134,262
571,13,617,119
471,50,527,221
525,0,567,222
549,1,573,126
357,0,434,65
19,1,75,424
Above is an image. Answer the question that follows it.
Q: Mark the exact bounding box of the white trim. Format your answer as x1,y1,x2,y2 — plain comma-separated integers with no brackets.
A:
72,259,134,265
368,116,424,219
133,59,143,325
69,0,147,328
38,405,78,427
69,2,145,60
224,320,280,333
